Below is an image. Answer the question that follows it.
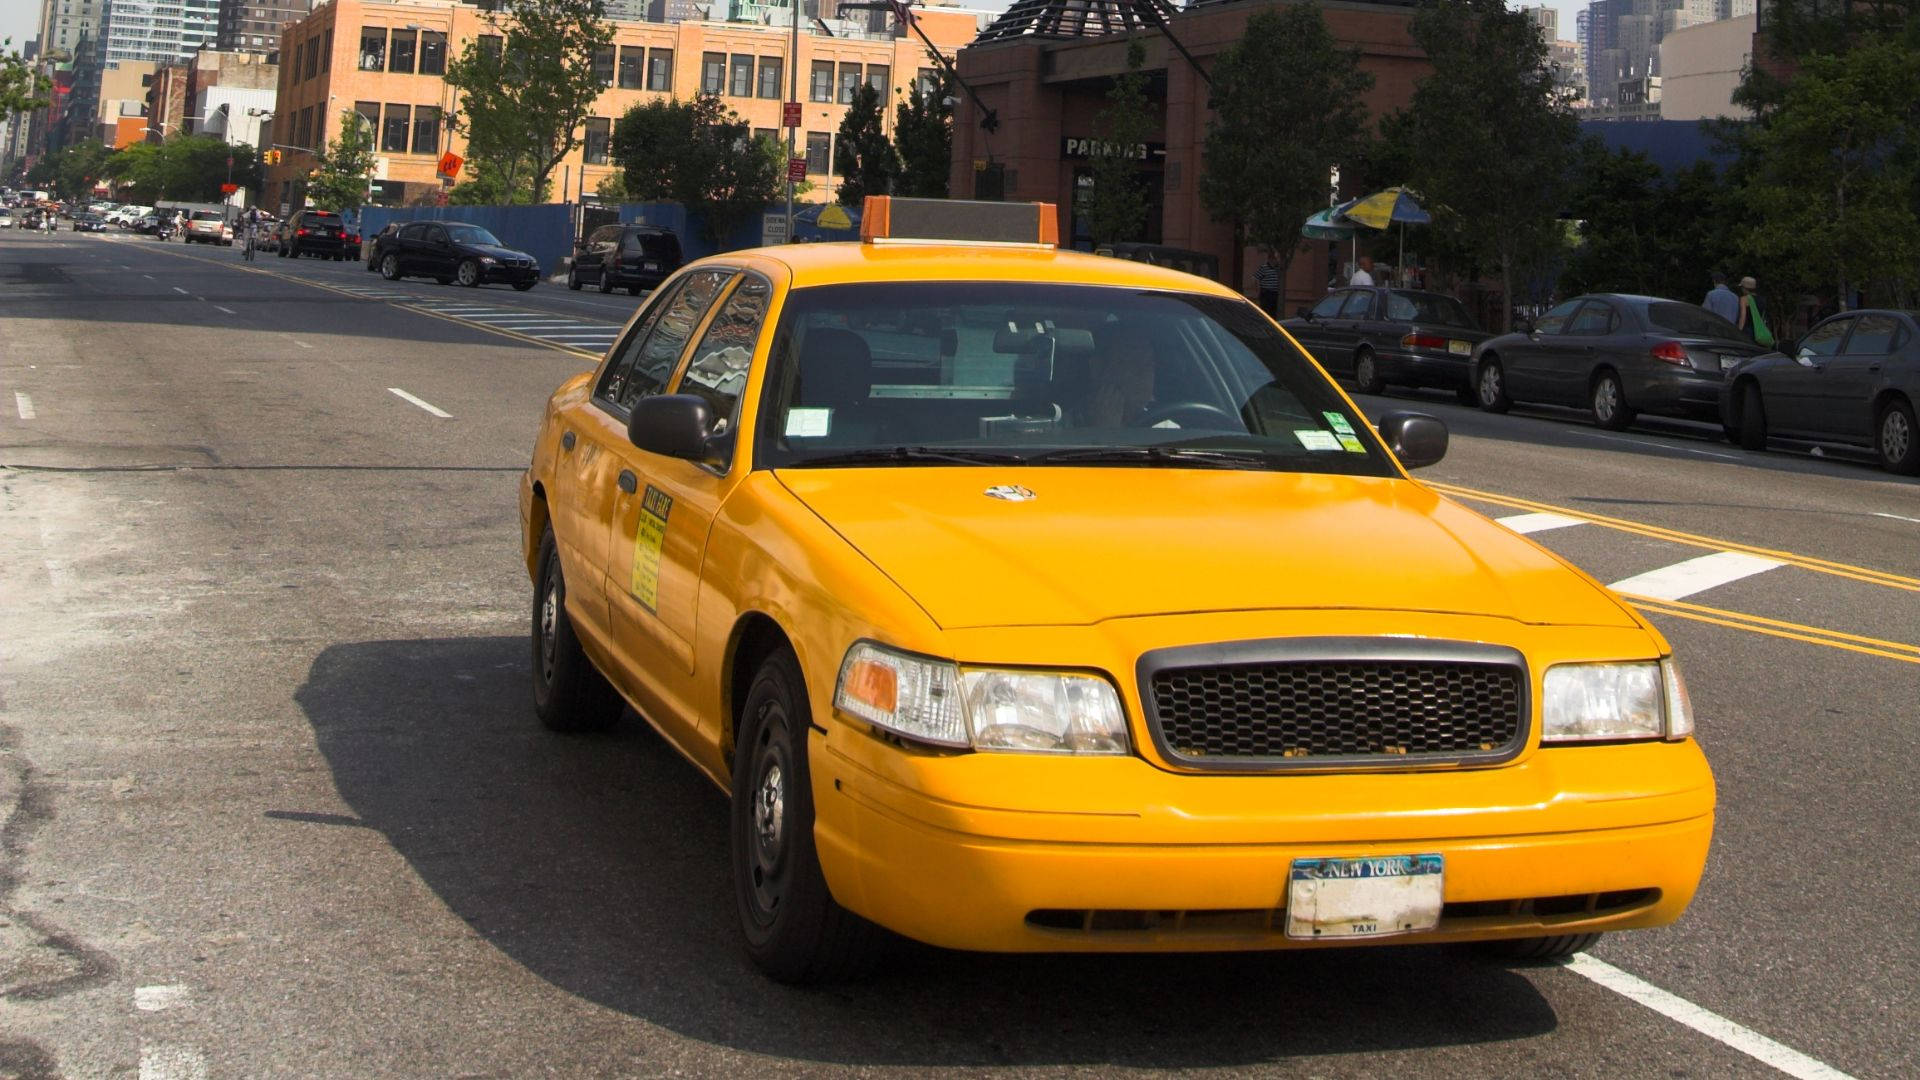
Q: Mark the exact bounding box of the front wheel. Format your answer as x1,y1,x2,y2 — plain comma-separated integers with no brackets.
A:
568,268,582,291
1480,933,1600,961
1476,358,1512,413
531,528,623,732
1878,397,1919,475
458,259,482,287
380,253,402,280
1590,370,1635,431
1352,348,1384,395
1735,381,1768,452
732,648,885,984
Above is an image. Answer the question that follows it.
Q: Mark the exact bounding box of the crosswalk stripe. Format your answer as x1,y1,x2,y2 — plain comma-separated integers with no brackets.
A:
1608,551,1785,601
1496,511,1586,535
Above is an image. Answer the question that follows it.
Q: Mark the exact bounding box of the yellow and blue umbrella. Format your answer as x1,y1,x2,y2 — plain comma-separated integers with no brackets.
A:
1339,186,1432,229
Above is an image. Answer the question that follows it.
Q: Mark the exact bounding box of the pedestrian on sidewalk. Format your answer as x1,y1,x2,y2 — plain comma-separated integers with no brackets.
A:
1253,253,1282,316
1702,272,1739,323
1736,276,1775,348
1349,255,1375,287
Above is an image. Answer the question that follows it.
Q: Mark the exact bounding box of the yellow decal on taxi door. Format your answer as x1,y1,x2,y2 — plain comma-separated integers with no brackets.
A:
631,485,672,612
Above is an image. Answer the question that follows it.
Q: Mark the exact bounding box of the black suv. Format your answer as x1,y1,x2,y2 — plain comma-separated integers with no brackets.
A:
279,209,347,260
568,224,682,295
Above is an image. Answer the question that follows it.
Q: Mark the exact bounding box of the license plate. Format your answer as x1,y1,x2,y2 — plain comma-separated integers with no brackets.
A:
643,261,659,271
1285,855,1444,940
1719,355,1741,371
1448,340,1471,356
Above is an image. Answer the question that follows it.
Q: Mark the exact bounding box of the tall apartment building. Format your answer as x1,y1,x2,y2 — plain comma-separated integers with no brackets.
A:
36,0,107,60
262,0,978,213
1520,5,1558,41
101,0,223,63
219,0,319,54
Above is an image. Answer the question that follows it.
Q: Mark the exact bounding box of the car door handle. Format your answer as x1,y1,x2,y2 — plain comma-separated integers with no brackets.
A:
617,469,637,493
561,431,576,451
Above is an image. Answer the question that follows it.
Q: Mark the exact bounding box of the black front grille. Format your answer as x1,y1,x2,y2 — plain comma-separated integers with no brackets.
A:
1139,640,1527,769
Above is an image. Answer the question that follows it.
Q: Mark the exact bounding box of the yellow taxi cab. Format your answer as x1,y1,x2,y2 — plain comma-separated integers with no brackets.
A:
519,197,1714,983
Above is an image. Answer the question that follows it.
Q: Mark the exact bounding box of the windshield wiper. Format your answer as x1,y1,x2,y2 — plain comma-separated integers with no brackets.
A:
1023,445,1286,469
792,446,1031,468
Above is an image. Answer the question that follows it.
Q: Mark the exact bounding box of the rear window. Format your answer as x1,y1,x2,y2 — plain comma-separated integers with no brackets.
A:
191,211,223,221
1647,302,1745,342
632,230,680,258
306,211,341,221
1385,291,1476,329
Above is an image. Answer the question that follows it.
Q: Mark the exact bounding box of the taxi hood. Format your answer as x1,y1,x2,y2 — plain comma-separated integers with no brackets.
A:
774,468,1637,631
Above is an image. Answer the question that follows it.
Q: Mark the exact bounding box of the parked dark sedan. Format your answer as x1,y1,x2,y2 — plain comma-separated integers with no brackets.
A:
1472,293,1766,429
375,221,539,290
70,213,109,232
1720,309,1920,474
567,223,681,295
1282,287,1492,398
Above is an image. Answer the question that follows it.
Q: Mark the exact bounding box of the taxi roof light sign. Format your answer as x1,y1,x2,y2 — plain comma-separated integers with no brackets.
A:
861,196,1059,248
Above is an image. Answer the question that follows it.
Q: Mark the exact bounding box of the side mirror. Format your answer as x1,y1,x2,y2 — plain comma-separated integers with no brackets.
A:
1376,410,1448,469
628,394,716,461
1296,307,1313,320
1520,316,1537,335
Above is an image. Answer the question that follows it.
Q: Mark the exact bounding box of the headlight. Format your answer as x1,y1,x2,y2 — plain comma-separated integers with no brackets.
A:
834,642,1128,754
478,255,497,265
1542,659,1693,742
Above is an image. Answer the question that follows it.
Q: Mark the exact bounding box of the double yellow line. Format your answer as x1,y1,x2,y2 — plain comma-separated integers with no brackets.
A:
1432,482,1920,665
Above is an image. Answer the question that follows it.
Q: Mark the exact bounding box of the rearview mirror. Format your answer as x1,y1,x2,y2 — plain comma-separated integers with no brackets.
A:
1376,410,1448,469
628,394,716,461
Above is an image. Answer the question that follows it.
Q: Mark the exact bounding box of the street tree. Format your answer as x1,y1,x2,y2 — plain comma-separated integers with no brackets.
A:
1201,5,1373,290
892,72,951,198
307,110,378,212
1083,39,1154,248
611,95,784,245
443,0,611,205
26,141,116,201
833,82,898,206
2,38,50,119
1387,0,1576,330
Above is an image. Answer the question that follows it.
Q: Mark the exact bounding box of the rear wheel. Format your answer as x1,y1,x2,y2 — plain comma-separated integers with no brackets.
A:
1878,397,1919,475
628,285,643,296
531,528,623,733
568,267,582,290
380,253,402,280
1736,381,1768,451
1352,347,1384,394
1476,358,1511,413
1590,370,1635,431
732,647,885,983
598,268,614,294
1480,933,1600,961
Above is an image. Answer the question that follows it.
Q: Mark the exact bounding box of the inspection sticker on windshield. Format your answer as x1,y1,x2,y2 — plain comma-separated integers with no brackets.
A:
1336,433,1367,453
1285,855,1444,939
1295,430,1342,451
631,485,672,613
785,407,832,438
1322,412,1356,436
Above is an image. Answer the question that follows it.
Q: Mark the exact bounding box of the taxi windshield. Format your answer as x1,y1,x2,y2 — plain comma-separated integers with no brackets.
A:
757,282,1391,475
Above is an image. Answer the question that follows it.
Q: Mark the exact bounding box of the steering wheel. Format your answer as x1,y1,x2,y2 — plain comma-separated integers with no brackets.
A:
1132,400,1243,430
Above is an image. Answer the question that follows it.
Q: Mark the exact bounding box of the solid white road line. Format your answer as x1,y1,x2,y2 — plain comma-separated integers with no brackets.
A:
1579,430,1742,461
1608,550,1785,601
138,1044,209,1080
214,305,236,315
388,387,452,418
1564,955,1856,1080
1873,512,1920,525
15,392,35,420
135,984,191,1011
1496,511,1586,535
171,286,188,294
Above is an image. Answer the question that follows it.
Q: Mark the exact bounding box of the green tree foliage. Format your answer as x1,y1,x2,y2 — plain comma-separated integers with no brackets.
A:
307,111,378,212
1560,140,1736,300
449,158,544,205
892,73,951,198
595,171,629,202
1202,5,1372,285
1388,0,1576,329
84,136,262,203
833,82,898,207
1084,39,1154,248
2,38,51,118
611,95,783,245
444,0,612,204
27,140,115,201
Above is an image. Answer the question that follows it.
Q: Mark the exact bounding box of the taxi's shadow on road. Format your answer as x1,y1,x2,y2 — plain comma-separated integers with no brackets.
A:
294,635,1561,1069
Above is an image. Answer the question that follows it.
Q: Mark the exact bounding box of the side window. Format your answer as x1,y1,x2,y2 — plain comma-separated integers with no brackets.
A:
675,275,771,462
589,225,617,246
1567,302,1617,336
1842,314,1898,354
1309,292,1348,319
616,269,734,410
597,279,683,406
399,222,426,241
1533,298,1584,335
426,225,449,245
1338,291,1375,319
1800,317,1850,357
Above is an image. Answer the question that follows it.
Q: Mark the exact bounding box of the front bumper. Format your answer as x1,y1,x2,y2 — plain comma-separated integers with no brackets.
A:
482,263,540,285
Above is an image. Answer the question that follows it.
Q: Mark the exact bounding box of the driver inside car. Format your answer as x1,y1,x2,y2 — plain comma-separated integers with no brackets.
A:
1079,331,1159,428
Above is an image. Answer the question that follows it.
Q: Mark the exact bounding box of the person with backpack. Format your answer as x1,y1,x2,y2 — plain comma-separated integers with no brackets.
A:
1736,276,1775,349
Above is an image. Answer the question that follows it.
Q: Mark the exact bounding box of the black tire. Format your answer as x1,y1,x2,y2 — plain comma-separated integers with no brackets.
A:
598,268,614,294
1476,357,1512,413
1736,381,1768,452
1590,370,1635,431
1877,396,1919,475
458,258,482,287
568,268,582,291
1455,385,1480,406
732,647,885,984
531,528,623,733
380,253,402,281
1480,933,1601,961
1352,347,1384,395
513,280,535,292
436,275,454,286
628,285,643,296
333,252,344,261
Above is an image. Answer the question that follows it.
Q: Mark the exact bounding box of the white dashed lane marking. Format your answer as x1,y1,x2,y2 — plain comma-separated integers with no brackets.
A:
171,286,188,294
1565,954,1856,1079
15,392,35,420
1607,551,1786,601
1874,512,1920,525
138,1044,209,1080
1496,511,1586,535
388,387,452,418
135,984,191,1011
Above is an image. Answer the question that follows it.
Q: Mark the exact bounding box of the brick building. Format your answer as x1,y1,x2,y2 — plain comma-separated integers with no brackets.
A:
262,0,979,214
950,0,1430,310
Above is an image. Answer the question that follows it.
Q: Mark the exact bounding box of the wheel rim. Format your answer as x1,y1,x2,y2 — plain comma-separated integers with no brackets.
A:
383,255,397,278
1595,377,1618,421
744,707,790,924
1357,354,1375,387
538,578,559,687
1480,364,1501,403
1885,409,1912,463
460,262,477,286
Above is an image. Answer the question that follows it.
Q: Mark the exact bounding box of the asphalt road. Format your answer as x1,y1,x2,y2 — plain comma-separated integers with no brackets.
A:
1,228,1914,1079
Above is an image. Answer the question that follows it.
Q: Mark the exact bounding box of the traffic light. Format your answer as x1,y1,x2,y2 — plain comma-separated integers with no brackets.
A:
265,149,281,166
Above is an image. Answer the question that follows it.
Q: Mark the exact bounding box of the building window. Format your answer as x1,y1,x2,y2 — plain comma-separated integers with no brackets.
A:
321,29,331,72
701,52,724,95
382,104,410,152
294,106,311,149
729,54,752,97
584,116,609,165
757,56,781,99
618,45,643,89
412,105,440,154
389,29,417,74
837,62,860,104
809,60,832,103
647,48,672,91
805,130,829,174
288,38,302,81
479,33,502,63
359,26,385,71
354,100,380,143
420,30,446,75
593,44,614,87
305,36,320,80
916,66,938,97
752,127,776,145
866,65,888,100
